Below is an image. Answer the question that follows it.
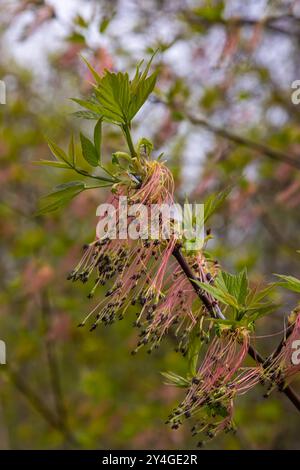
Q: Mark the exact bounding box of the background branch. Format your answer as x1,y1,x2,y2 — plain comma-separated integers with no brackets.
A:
40,291,69,435
7,366,78,448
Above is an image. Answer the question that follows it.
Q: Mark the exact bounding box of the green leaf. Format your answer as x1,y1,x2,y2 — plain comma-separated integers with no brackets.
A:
246,284,274,306
128,70,158,120
66,32,86,44
128,53,159,119
80,133,99,167
94,71,130,123
68,134,75,165
81,56,102,84
248,303,276,322
237,269,248,305
99,15,113,33
74,14,88,28
217,269,248,306
111,152,131,170
71,97,102,115
204,186,232,223
194,269,251,314
72,110,100,120
193,279,239,309
138,137,153,155
32,160,70,169
36,181,86,215
36,180,111,215
77,55,158,126
46,138,70,164
274,274,300,293
94,119,102,163
161,371,190,388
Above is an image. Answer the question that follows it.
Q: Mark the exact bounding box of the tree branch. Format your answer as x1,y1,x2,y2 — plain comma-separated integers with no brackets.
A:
40,292,69,434
185,112,300,170
184,13,300,39
155,97,300,171
172,245,300,413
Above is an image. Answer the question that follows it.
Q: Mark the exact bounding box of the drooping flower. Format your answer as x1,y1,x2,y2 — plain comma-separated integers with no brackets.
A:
167,326,252,442
262,312,300,393
133,251,219,354
68,160,180,335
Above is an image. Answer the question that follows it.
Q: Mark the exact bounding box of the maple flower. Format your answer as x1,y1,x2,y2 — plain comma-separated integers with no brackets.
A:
262,312,300,393
68,160,180,334
133,250,219,354
167,326,251,441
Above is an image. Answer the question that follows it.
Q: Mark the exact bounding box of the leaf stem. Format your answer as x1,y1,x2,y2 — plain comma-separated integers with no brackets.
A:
71,165,117,183
122,124,137,159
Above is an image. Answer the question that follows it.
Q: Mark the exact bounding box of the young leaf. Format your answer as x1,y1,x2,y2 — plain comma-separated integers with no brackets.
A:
80,133,99,167
69,134,75,166
46,138,70,164
274,274,300,293
217,269,248,306
94,118,102,163
94,71,130,124
36,180,111,215
71,97,102,115
204,186,232,223
99,16,112,33
32,160,70,169
81,55,102,84
193,279,239,309
138,137,153,155
36,181,86,215
248,303,276,322
161,371,190,388
73,110,100,120
128,70,158,120
237,269,248,305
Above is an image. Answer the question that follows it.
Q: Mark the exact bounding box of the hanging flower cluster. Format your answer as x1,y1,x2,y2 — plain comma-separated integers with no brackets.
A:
68,159,176,330
67,156,220,354
166,326,253,443
262,311,300,394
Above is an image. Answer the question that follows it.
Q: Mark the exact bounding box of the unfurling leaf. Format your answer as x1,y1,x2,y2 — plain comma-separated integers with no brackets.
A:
80,133,99,167
161,371,190,388
76,54,158,126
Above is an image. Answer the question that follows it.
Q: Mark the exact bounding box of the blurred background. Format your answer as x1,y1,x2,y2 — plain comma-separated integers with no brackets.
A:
0,0,300,449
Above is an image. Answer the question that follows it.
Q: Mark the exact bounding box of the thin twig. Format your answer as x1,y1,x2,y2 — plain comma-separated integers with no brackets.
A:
40,292,68,432
184,13,300,39
185,112,300,171
155,97,300,170
7,366,78,447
